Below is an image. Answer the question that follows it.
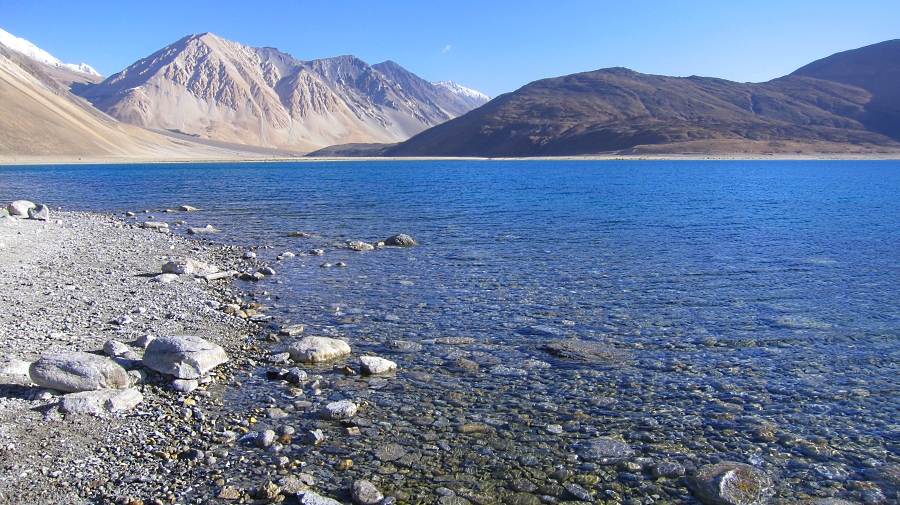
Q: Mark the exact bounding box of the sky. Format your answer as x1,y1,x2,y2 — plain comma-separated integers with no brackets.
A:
2,0,899,98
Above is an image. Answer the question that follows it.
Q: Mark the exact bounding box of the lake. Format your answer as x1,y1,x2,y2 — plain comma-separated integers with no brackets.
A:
2,160,899,503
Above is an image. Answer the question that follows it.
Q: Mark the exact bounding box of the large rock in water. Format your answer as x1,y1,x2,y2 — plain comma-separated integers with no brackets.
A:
7,200,35,217
384,234,418,246
142,335,228,379
688,462,774,505
29,352,129,393
288,337,351,363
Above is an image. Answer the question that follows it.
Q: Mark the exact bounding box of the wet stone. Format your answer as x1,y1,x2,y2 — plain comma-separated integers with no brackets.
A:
563,483,594,502
688,462,774,505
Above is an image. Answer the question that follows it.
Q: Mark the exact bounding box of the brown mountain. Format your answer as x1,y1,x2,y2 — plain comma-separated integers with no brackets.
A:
791,39,900,141
383,41,900,157
75,33,489,153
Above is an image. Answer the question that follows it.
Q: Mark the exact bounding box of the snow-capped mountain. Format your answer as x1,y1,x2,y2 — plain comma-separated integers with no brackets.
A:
432,81,491,106
79,33,490,152
0,27,101,76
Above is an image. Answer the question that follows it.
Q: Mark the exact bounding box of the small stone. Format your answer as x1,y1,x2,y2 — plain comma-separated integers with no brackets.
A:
179,448,204,461
217,487,241,500
457,423,494,434
152,273,179,283
111,315,134,326
300,491,343,505
653,462,686,479
135,335,155,348
178,205,198,212
256,430,277,448
251,272,266,281
186,225,219,234
384,234,418,246
285,367,307,384
254,482,282,500
563,483,593,502
172,379,199,393
278,475,309,495
267,408,289,419
351,480,384,505
140,221,169,229
321,400,358,420
243,251,257,259
336,459,354,471
348,241,375,252
258,266,276,276
305,429,326,445
289,231,310,237
103,340,131,356
28,204,50,221
309,249,325,256
279,324,306,337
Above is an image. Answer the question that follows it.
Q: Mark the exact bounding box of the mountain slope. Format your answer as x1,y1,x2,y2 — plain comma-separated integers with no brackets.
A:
0,41,272,161
791,39,900,140
77,33,489,153
383,66,897,157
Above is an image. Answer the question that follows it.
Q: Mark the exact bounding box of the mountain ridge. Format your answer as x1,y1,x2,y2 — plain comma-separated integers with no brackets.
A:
75,32,490,153
381,41,900,157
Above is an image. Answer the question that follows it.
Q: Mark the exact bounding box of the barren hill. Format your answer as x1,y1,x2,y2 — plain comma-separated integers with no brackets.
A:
383,41,900,157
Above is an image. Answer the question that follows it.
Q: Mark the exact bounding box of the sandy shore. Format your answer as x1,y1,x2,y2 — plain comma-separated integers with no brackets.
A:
3,152,900,166
0,210,270,504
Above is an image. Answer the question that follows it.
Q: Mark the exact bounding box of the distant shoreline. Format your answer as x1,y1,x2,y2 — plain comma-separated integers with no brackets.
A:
4,152,900,166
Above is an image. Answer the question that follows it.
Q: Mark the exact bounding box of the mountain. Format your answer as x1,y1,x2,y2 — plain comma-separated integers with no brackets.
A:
76,33,489,153
383,41,900,157
0,39,277,162
791,39,900,141
0,28,101,77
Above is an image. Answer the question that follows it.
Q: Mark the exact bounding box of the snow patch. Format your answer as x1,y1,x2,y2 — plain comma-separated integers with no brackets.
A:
0,27,102,77
432,80,490,102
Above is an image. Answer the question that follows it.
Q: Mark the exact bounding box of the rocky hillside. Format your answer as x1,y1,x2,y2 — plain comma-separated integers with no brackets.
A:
384,41,900,157
77,33,489,153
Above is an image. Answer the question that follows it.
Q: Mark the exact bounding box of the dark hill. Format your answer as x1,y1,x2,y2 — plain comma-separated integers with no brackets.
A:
383,42,900,157
791,39,900,140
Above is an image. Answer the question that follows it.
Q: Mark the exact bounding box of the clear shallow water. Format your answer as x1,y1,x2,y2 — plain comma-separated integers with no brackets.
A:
3,160,900,502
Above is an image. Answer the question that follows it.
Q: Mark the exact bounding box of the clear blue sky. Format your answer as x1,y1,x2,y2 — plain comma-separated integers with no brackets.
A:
3,0,899,97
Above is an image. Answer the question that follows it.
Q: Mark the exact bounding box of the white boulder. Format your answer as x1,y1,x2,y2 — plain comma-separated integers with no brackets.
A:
29,352,129,393
142,335,228,379
288,337,351,363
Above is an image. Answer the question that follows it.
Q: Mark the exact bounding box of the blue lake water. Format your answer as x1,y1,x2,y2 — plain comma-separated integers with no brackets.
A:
2,160,899,501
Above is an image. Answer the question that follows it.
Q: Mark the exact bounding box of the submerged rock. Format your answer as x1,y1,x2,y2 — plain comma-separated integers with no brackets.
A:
575,437,635,462
142,335,228,379
351,480,384,505
348,241,375,251
359,356,397,375
688,462,774,505
29,352,129,393
542,339,620,363
321,400,358,420
288,336,351,363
